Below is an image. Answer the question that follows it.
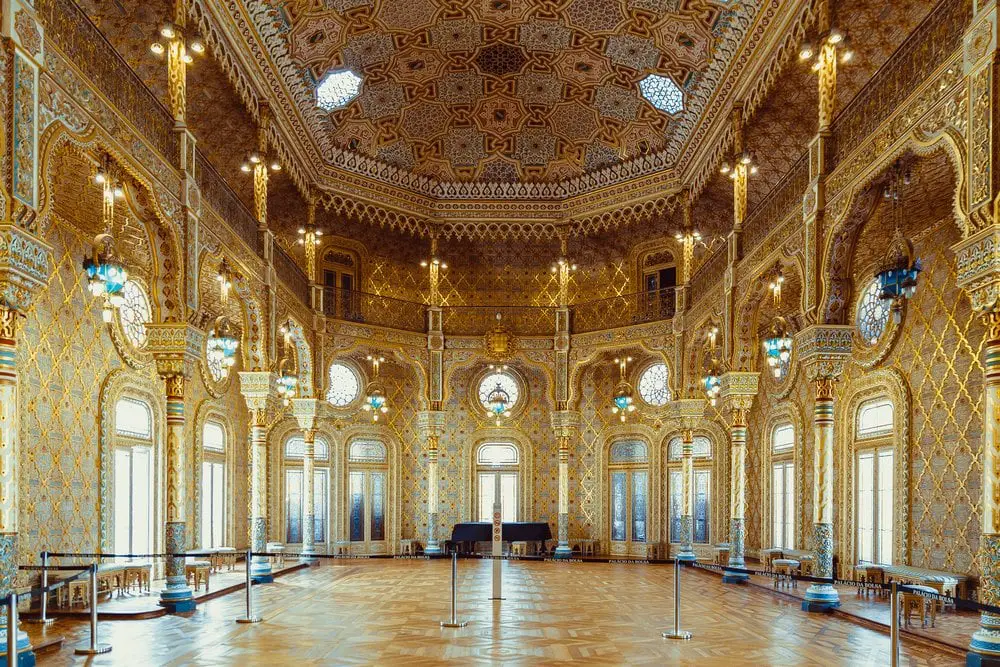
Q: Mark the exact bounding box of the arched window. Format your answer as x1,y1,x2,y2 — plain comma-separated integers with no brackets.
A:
201,421,227,548
667,435,711,546
113,397,154,557
855,397,894,565
637,363,671,406
347,438,388,553
857,398,894,439
327,362,361,407
771,423,795,550
284,435,331,547
118,280,151,348
477,371,520,412
609,440,649,555
856,278,891,346
476,442,519,522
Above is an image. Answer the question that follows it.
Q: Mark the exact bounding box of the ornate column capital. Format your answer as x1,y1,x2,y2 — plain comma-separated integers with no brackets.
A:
669,397,706,433
549,410,580,439
147,322,204,379
794,324,853,381
719,372,758,425
416,410,447,439
954,226,1000,313
0,223,51,315
291,397,319,431
239,370,275,418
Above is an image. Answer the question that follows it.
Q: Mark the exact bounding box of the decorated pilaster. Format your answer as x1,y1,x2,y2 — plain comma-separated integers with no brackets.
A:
292,398,319,563
954,220,1000,662
299,192,325,311
550,411,579,558
416,410,446,555
147,323,204,613
720,108,754,359
0,221,51,664
671,398,706,562
794,324,852,612
719,372,758,584
240,371,275,582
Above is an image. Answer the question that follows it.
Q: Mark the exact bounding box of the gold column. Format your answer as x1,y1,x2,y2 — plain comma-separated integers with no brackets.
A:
292,398,319,562
672,398,705,562
240,371,274,581
718,372,758,583
795,324,851,611
417,411,446,554
147,323,204,612
551,411,579,557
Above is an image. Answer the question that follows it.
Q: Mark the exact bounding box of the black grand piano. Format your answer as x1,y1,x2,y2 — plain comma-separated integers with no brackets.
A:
449,522,552,555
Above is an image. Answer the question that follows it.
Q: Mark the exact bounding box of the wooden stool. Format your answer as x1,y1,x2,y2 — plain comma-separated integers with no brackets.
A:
511,541,528,556
399,539,414,556
773,559,799,589
185,561,211,592
217,548,237,571
266,542,286,568
66,579,89,607
900,585,938,628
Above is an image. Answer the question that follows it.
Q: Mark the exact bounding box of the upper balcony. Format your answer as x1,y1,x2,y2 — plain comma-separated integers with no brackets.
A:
321,287,676,337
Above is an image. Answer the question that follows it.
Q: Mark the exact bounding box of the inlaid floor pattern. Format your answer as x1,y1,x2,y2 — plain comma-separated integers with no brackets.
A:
33,559,964,665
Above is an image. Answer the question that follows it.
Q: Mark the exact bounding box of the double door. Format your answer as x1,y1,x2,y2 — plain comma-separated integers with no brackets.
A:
349,468,386,554
609,469,648,556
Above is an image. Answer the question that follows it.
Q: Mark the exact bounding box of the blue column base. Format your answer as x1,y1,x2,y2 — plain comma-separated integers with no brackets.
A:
251,573,274,584
800,599,840,612
968,651,1000,667
424,544,443,556
553,546,573,559
0,630,34,667
250,556,273,583
722,572,749,584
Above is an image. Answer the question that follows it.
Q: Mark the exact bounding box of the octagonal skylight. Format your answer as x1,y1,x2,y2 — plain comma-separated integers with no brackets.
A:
638,74,684,115
317,70,362,111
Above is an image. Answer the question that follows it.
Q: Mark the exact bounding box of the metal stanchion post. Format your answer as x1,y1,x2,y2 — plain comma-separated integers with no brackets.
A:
74,563,111,655
440,551,468,628
890,582,899,667
26,551,53,625
662,559,692,640
236,548,262,624
7,592,18,667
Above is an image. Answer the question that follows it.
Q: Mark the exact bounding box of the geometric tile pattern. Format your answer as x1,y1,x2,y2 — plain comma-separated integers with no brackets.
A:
275,0,733,182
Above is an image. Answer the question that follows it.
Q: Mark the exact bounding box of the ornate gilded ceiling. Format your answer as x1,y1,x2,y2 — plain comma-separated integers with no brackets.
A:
270,0,731,184
212,0,784,197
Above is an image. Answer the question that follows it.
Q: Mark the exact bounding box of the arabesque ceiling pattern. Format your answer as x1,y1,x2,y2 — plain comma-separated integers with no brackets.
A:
259,0,750,183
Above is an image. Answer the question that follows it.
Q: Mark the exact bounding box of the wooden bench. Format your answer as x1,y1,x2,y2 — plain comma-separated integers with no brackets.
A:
185,560,212,592
713,543,730,566
880,564,969,600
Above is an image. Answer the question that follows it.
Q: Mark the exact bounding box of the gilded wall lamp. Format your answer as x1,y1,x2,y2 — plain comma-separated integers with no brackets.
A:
611,356,636,423
362,354,389,422
702,326,722,406
83,155,128,324
762,268,792,379
275,319,299,406
206,258,240,375
876,161,921,324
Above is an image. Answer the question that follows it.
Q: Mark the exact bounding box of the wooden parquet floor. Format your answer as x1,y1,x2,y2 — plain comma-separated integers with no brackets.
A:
30,559,965,666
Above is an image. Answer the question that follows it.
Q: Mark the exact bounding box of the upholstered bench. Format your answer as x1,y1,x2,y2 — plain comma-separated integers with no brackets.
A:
185,560,211,592
773,559,799,589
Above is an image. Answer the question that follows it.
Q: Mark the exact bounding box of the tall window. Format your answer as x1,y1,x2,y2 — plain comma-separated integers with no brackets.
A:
771,423,795,549
347,439,387,552
476,443,519,522
285,437,331,545
113,397,154,557
201,421,226,548
609,441,649,551
856,398,894,565
667,436,712,544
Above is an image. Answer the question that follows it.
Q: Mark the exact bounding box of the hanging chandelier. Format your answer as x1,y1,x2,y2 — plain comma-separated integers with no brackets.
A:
206,259,239,373
362,354,388,422
702,326,721,406
485,364,512,426
876,161,921,324
611,356,636,423
275,320,298,406
762,268,792,379
83,156,128,324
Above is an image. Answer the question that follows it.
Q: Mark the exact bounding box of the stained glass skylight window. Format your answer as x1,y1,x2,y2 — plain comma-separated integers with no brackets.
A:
118,280,151,348
317,70,362,111
638,74,684,115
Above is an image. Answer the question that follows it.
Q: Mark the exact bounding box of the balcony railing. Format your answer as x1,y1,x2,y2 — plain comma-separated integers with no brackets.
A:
322,288,427,333
442,305,557,337
196,154,263,256
274,246,310,306
571,288,676,334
